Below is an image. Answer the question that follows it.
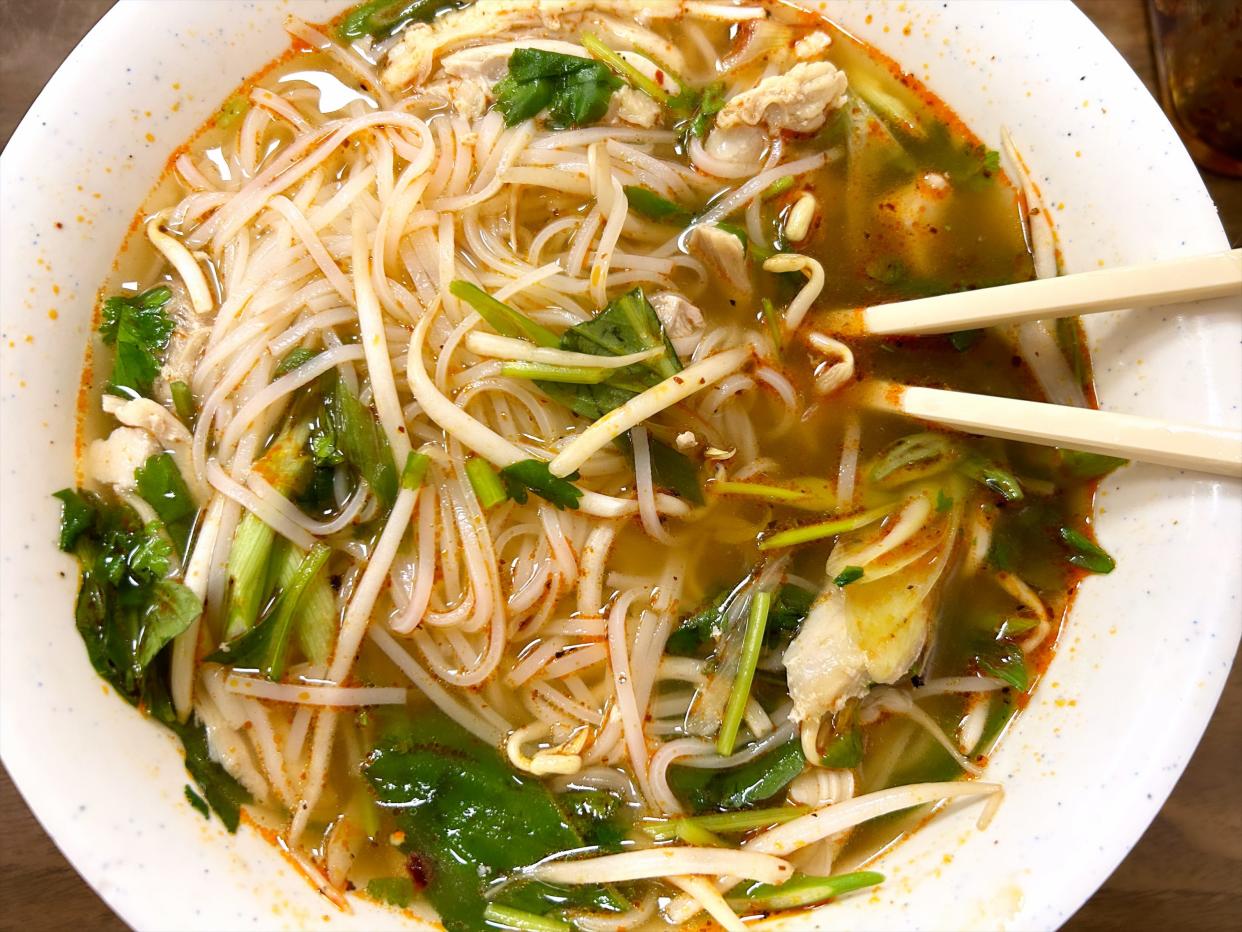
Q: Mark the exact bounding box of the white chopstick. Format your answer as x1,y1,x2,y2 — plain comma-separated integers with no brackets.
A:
856,381,1242,478
847,249,1241,335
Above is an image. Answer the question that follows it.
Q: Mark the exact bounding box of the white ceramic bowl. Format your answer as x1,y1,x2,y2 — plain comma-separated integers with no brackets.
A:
2,2,1238,929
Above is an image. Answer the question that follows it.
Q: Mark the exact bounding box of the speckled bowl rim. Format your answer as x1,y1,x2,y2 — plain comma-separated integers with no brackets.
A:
2,2,1238,930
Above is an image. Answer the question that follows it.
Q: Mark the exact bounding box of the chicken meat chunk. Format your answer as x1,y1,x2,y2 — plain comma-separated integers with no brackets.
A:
686,225,752,299
381,0,680,91
649,291,704,340
717,61,848,135
87,427,159,492
783,587,871,726
613,86,663,128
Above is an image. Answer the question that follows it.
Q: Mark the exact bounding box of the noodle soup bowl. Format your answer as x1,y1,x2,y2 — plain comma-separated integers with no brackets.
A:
1,1,1237,929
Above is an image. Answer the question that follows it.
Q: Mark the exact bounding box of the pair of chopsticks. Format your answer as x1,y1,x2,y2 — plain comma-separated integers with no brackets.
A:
836,249,1242,478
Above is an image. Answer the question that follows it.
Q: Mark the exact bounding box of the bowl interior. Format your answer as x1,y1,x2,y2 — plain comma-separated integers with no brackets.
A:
1,2,1237,929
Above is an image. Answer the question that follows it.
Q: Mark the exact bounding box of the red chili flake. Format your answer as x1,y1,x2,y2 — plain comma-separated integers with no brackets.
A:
405,853,429,890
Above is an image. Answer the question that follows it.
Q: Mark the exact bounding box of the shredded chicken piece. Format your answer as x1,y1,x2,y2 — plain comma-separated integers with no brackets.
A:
783,588,870,726
100,394,208,500
704,124,767,165
614,86,663,128
686,226,751,298
422,76,490,119
650,291,704,339
717,61,848,134
675,431,699,452
156,282,209,403
87,427,159,491
102,395,189,449
794,31,833,59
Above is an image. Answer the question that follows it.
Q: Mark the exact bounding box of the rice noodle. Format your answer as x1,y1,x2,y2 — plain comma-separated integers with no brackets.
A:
224,675,407,707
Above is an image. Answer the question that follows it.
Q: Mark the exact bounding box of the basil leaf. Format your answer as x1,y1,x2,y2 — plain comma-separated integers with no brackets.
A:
135,452,196,553
495,48,622,129
364,712,619,931
135,580,201,669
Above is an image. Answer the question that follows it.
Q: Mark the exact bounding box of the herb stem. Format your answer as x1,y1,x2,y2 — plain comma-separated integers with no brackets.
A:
261,543,331,680
641,805,811,840
170,380,196,423
581,33,671,105
449,280,560,347
482,904,571,932
500,361,612,384
717,589,772,756
465,457,508,509
727,871,885,910
758,504,894,551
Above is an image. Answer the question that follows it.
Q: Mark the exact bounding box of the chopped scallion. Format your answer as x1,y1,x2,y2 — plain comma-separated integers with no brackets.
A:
170,380,196,423
960,454,1024,502
465,457,508,509
449,280,559,347
401,451,431,490
709,478,835,511
762,175,795,200
1059,526,1115,573
833,565,864,587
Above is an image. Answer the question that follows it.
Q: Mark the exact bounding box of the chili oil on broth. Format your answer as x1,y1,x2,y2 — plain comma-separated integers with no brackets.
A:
65,1,1101,929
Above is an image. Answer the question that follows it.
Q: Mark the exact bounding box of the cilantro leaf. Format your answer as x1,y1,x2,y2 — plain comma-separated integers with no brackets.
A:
53,488,97,551
683,82,725,142
494,48,622,129
57,488,249,830
134,579,201,669
98,286,175,398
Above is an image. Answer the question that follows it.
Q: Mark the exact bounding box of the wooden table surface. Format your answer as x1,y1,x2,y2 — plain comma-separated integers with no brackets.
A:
1,2,1238,930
